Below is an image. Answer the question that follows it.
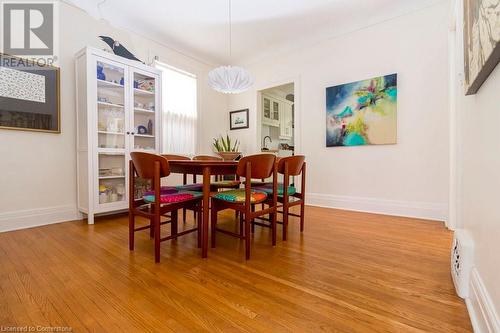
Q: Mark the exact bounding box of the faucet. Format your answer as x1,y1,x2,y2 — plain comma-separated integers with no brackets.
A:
263,136,272,150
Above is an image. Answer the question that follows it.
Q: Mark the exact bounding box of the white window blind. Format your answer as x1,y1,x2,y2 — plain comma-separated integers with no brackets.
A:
156,62,197,155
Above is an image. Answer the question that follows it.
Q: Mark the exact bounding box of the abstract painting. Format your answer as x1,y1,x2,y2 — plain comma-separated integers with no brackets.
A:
0,53,60,133
326,74,397,147
463,0,500,95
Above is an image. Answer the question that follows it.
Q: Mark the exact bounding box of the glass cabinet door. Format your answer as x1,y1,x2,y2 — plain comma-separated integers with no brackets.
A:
97,153,126,205
263,97,271,119
272,101,280,121
95,58,128,207
131,70,157,152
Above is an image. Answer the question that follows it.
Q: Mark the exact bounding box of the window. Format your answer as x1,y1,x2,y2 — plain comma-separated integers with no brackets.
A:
156,62,197,155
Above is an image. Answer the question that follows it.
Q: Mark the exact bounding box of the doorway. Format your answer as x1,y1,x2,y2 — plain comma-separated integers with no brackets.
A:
259,83,295,158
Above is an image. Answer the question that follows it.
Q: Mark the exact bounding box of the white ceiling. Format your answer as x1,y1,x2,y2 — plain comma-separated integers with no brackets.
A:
67,0,443,65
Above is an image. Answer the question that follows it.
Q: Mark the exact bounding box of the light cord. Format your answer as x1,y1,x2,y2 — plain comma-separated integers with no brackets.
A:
229,0,232,60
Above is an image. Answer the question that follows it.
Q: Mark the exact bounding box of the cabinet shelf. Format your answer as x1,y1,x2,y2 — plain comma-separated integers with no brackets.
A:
134,88,155,96
97,101,124,108
97,79,124,89
134,108,155,114
98,131,124,135
99,175,125,179
135,134,155,138
97,148,126,155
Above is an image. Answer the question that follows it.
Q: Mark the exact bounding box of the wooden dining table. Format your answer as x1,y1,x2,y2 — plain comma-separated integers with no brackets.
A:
168,160,238,258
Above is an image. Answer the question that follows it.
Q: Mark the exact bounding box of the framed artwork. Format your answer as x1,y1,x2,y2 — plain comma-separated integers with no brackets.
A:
326,73,397,147
229,108,249,130
0,53,60,133
463,0,500,95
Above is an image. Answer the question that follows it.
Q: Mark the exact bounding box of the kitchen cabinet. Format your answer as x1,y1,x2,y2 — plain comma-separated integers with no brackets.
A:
262,94,279,127
279,101,293,140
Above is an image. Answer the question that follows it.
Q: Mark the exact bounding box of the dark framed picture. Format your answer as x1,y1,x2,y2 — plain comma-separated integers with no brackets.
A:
463,0,500,95
0,53,60,133
229,108,249,130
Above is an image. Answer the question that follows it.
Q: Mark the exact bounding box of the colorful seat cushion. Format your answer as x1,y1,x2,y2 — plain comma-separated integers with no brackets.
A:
148,186,179,195
212,189,267,203
176,183,203,192
211,180,241,188
143,191,202,204
254,183,296,196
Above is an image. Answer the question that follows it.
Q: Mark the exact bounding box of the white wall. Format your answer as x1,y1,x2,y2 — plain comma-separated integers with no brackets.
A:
226,2,451,221
0,2,226,231
451,0,500,328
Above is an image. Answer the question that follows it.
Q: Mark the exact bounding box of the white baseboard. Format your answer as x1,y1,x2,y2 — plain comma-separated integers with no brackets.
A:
0,205,81,233
466,268,500,333
306,193,447,221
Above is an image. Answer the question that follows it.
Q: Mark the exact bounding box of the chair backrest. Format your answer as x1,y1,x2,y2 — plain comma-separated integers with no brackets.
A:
236,154,276,179
277,155,305,176
161,154,191,161
192,155,223,161
130,152,170,179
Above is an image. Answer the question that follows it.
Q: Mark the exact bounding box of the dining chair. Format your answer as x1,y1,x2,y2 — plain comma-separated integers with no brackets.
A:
192,155,241,191
129,152,203,263
210,154,278,260
162,154,203,223
254,155,306,240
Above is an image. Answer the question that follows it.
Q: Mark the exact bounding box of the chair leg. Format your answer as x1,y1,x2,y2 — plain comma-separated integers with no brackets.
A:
197,203,202,248
148,205,155,239
239,212,244,237
270,209,277,246
283,204,289,241
171,210,178,240
149,217,154,238
245,215,251,260
154,214,161,263
129,212,135,251
300,202,305,232
251,204,255,233
211,203,218,248
183,208,187,223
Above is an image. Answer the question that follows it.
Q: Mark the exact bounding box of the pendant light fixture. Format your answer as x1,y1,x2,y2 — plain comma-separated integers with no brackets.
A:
208,0,254,94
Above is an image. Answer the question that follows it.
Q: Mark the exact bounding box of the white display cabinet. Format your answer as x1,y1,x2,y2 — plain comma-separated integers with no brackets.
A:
75,47,161,224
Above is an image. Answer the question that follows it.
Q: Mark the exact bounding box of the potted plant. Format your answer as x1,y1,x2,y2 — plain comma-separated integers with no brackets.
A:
213,135,241,161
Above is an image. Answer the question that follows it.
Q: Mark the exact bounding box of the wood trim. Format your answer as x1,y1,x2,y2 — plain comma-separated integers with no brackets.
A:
466,268,500,333
0,205,80,232
306,193,447,222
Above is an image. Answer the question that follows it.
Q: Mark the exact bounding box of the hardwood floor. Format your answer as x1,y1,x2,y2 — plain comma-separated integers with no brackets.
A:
0,207,471,332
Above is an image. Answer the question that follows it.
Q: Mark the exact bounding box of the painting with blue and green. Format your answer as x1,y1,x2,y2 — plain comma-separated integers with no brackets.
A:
326,73,397,147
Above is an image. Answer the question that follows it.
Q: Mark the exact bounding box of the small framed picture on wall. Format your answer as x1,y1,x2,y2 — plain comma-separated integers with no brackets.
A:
229,109,249,130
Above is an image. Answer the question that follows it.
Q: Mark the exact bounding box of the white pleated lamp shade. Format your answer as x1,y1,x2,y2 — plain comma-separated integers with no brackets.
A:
208,65,254,94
